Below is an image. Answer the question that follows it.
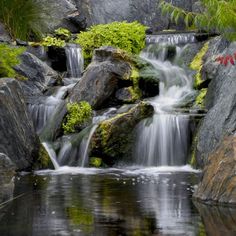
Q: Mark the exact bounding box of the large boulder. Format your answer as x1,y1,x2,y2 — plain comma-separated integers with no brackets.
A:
14,52,59,97
75,0,198,32
0,153,15,204
0,23,11,43
195,39,236,168
69,46,132,109
0,78,41,170
194,135,236,204
91,102,154,165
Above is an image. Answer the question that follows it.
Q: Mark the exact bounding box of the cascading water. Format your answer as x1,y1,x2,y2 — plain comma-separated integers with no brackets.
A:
65,44,84,78
135,35,195,167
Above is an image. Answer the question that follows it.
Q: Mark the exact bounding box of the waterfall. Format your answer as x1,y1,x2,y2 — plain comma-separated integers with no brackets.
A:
42,142,60,169
65,44,84,78
135,37,194,167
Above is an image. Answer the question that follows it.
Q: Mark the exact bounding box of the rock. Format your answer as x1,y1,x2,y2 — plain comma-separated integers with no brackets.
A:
0,23,11,43
46,0,79,32
0,153,15,204
115,87,136,103
91,102,154,166
66,12,87,33
0,78,41,170
195,39,236,168
69,46,132,109
194,135,236,204
75,0,198,32
14,52,59,97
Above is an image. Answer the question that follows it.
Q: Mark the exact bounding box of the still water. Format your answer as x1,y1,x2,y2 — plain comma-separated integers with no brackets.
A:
0,167,235,236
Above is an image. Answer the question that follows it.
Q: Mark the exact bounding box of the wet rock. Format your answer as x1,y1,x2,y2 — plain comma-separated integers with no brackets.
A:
75,0,198,32
194,135,236,204
0,153,15,204
195,39,236,168
115,87,135,103
14,52,59,97
91,102,154,166
0,78,41,170
69,46,132,109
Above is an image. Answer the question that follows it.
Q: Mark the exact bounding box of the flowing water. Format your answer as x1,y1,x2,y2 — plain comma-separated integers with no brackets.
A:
4,34,235,235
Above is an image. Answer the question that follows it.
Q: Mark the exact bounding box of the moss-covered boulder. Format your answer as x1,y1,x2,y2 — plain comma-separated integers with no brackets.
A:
91,102,154,166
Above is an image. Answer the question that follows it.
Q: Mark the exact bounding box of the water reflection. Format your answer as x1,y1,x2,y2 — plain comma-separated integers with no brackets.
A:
0,171,203,235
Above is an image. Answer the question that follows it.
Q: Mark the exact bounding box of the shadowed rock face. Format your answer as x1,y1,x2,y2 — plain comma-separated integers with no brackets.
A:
194,135,236,204
0,78,40,170
75,0,197,32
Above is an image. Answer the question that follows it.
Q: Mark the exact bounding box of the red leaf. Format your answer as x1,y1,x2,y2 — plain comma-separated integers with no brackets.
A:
234,52,236,60
229,55,235,65
223,56,229,66
215,56,224,64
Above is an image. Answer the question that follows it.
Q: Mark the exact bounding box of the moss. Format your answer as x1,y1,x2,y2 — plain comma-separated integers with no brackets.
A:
63,101,92,134
190,42,209,89
129,67,142,100
89,157,102,167
35,144,52,169
195,88,207,108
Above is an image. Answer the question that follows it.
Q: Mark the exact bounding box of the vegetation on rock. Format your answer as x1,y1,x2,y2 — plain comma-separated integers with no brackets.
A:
160,0,236,41
63,102,92,134
89,157,102,167
54,28,71,41
41,36,66,47
35,144,52,169
0,44,25,78
0,0,49,40
195,88,207,108
190,42,209,89
75,21,147,62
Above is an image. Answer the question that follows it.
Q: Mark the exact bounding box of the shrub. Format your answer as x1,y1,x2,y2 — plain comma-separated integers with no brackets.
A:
0,44,25,78
0,0,49,41
63,101,92,134
41,36,66,47
54,28,71,41
160,0,236,41
75,21,147,62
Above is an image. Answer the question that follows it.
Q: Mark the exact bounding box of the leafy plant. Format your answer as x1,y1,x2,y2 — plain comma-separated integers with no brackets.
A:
0,0,50,41
41,36,66,47
54,28,71,41
0,44,25,78
63,101,92,134
160,0,236,41
75,21,147,62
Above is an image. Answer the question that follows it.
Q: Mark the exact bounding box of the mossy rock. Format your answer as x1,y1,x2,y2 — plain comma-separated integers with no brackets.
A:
34,144,54,170
91,102,154,166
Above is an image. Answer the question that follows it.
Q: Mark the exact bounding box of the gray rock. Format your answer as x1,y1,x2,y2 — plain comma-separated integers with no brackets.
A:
0,78,41,170
14,52,59,97
0,23,11,43
69,46,132,109
75,0,198,32
195,38,236,168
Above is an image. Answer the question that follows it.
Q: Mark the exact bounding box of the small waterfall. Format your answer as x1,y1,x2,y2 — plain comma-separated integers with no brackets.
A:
42,142,60,169
146,33,196,45
65,44,84,78
79,125,98,167
135,40,194,167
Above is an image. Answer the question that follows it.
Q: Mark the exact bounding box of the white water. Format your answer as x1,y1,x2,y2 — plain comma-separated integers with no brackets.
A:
135,40,194,167
42,142,60,169
65,44,84,78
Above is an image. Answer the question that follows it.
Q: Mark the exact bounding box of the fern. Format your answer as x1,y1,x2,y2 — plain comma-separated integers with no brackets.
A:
159,0,236,41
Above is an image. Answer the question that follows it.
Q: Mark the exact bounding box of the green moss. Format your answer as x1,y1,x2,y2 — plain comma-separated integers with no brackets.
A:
89,157,102,167
190,42,209,89
128,67,142,101
36,144,52,169
75,21,147,62
195,88,207,108
63,101,92,134
0,44,25,78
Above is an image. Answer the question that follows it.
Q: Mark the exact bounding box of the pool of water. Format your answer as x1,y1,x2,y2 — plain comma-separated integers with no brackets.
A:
0,167,235,236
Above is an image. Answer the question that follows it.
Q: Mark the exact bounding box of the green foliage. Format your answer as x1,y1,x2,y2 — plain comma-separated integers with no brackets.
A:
36,144,52,169
0,44,25,78
195,88,207,108
41,36,66,47
75,21,147,62
160,0,236,41
190,42,209,89
89,157,102,167
63,101,92,134
0,0,50,41
54,28,71,41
